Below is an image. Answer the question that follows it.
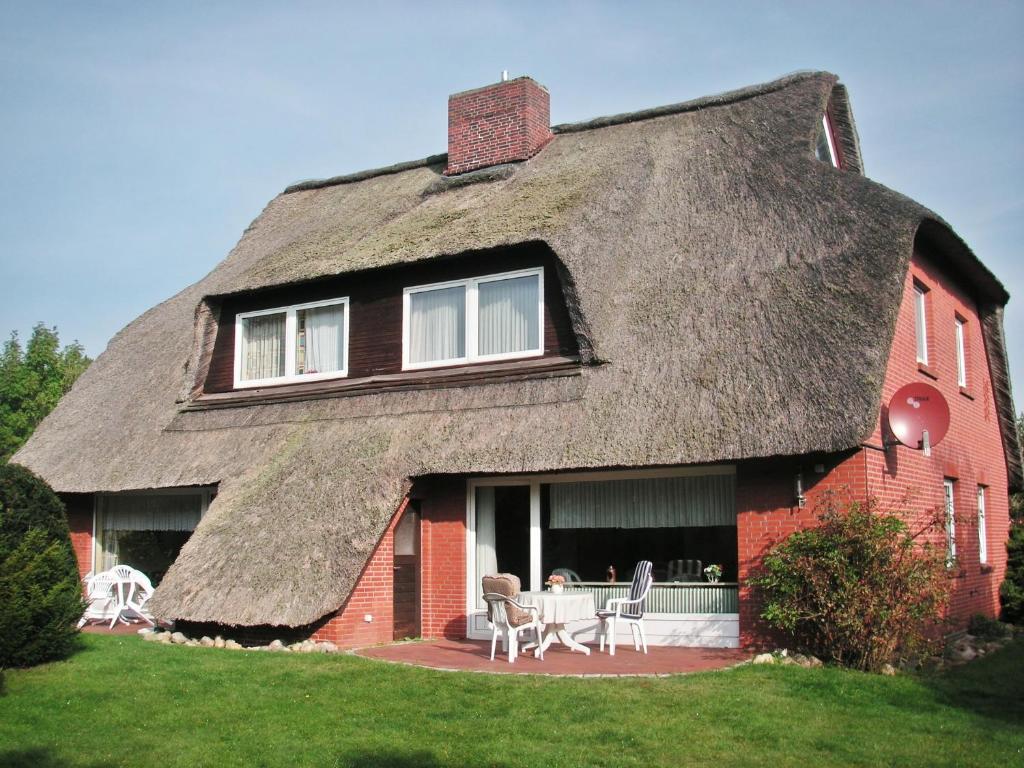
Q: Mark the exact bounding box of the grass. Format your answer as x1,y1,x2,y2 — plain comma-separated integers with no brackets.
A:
0,635,1021,768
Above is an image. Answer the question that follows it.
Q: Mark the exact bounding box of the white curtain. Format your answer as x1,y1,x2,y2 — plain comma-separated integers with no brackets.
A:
100,494,203,531
475,486,498,608
549,475,736,529
409,285,465,364
303,305,345,374
242,313,285,380
478,274,539,356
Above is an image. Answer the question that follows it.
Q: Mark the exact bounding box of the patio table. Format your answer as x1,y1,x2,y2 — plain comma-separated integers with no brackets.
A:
519,590,596,656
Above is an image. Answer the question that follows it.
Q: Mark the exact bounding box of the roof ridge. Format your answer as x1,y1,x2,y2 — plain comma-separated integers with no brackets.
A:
282,71,835,195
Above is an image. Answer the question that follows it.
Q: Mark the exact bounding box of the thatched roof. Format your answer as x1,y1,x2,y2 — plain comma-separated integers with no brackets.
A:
14,72,1020,627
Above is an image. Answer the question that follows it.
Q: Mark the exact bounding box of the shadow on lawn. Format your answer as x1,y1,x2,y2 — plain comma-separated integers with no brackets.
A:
918,641,1024,727
0,748,104,768
335,750,511,768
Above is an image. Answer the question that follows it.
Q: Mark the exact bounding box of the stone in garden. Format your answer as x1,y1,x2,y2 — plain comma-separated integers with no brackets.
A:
200,636,214,647
318,641,338,653
224,639,242,650
880,663,897,676
142,631,161,642
983,641,1002,653
753,653,775,665
268,639,285,651
214,636,225,648
806,656,823,668
159,632,173,643
186,639,199,647
171,632,188,645
950,642,976,662
790,653,808,667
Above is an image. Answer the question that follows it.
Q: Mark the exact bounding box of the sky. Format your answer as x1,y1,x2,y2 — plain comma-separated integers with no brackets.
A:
1,1,1021,399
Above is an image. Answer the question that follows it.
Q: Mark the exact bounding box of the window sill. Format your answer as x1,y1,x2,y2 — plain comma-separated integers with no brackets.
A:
980,562,994,574
188,355,582,410
917,362,938,380
959,387,975,401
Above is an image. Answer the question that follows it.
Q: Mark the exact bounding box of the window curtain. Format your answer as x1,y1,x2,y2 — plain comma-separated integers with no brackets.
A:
474,486,498,608
242,313,285,380
409,286,465,363
303,305,345,374
100,494,204,531
548,475,736,529
478,275,539,356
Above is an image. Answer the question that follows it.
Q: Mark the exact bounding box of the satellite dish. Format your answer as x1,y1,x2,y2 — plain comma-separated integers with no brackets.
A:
887,382,950,455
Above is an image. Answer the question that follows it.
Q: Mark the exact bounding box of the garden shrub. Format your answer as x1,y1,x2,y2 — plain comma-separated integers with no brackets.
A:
0,463,84,668
1000,523,1024,624
751,496,950,671
967,613,1011,641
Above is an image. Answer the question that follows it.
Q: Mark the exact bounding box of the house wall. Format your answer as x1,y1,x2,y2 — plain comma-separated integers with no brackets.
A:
862,246,1010,624
62,492,94,580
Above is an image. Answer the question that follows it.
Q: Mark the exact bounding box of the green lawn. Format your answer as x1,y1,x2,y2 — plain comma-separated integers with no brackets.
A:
0,635,1021,768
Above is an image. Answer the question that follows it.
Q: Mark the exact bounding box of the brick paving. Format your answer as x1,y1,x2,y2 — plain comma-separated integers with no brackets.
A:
357,638,749,676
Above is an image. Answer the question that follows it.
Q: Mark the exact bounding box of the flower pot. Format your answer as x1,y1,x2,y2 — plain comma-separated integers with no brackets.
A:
706,576,720,584
550,584,564,593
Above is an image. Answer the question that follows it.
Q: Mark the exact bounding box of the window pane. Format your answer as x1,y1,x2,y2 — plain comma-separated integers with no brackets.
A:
978,487,987,564
241,312,286,381
474,486,530,608
955,319,967,387
944,480,956,563
478,274,540,356
914,288,928,363
298,304,345,375
409,285,465,364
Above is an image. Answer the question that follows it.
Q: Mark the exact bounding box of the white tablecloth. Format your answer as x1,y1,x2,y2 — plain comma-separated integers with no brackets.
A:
520,591,595,624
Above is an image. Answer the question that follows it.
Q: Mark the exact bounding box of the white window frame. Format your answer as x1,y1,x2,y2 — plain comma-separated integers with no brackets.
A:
944,479,956,566
955,317,967,387
820,114,840,168
914,284,929,365
977,486,988,565
401,267,544,371
233,297,350,389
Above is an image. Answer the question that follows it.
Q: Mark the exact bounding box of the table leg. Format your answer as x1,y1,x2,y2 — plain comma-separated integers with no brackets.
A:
555,626,591,655
531,623,590,657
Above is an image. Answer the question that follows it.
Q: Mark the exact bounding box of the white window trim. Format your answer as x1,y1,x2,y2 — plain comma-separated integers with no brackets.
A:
944,479,956,565
955,317,967,387
233,297,350,389
821,114,840,168
402,267,545,371
914,284,929,365
977,486,988,565
464,465,736,617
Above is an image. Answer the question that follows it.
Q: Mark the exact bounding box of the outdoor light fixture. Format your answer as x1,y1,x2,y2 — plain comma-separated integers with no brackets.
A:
795,472,806,508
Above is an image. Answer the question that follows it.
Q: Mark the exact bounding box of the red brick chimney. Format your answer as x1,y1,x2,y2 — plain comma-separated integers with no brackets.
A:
445,76,552,176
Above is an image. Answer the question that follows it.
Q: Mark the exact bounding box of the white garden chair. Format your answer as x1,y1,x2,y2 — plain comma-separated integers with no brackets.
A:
597,560,653,656
117,566,155,625
78,570,127,629
482,592,545,663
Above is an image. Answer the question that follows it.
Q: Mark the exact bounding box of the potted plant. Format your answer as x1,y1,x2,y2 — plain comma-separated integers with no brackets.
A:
704,564,723,583
545,574,566,593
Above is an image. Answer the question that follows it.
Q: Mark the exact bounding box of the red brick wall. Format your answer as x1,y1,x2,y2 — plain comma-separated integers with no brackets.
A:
446,77,552,175
310,498,407,646
862,246,1010,625
61,492,94,581
418,477,467,639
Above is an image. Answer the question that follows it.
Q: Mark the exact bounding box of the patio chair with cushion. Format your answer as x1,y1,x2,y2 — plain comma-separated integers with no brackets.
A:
596,560,653,656
481,573,544,663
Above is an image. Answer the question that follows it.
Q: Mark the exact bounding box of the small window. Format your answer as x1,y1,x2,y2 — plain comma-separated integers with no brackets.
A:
403,268,544,370
815,114,840,167
914,284,929,365
234,297,349,388
944,479,956,566
955,317,967,387
977,486,988,564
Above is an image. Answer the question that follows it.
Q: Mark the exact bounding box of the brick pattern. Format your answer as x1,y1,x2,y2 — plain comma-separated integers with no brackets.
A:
61,492,94,581
445,77,552,175
418,477,467,639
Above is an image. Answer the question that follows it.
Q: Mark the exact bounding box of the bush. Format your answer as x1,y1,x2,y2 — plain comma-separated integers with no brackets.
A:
1000,523,1024,624
0,463,84,668
750,496,950,671
967,613,1011,641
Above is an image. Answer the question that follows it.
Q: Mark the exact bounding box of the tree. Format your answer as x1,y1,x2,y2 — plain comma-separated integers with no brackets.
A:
0,324,91,462
0,463,84,667
1000,412,1024,622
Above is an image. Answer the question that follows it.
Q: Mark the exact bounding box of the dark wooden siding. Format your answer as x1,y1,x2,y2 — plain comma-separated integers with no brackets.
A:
204,244,579,394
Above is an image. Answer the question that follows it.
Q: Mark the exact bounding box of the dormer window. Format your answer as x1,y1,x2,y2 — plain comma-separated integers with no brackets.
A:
234,297,349,388
815,114,840,167
403,268,544,370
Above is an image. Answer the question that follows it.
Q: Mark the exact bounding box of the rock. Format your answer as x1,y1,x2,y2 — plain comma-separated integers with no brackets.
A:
170,632,188,645
880,663,897,676
805,655,823,668
983,641,1003,654
185,639,200,647
159,632,173,643
753,653,775,665
142,631,162,642
790,653,809,667
214,636,226,649
779,655,798,666
950,642,977,662
268,639,286,651
224,639,243,650
318,641,338,654
200,636,215,648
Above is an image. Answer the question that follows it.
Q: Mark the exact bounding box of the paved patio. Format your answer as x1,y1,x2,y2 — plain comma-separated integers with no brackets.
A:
357,638,749,676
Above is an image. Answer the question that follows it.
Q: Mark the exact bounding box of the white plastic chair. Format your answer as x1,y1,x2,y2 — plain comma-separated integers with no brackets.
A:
597,560,653,656
482,592,545,663
78,571,127,629
121,567,155,625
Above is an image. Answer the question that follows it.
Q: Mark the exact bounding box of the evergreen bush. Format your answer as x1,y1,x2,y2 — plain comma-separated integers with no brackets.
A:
999,523,1024,624
0,463,84,668
751,496,950,671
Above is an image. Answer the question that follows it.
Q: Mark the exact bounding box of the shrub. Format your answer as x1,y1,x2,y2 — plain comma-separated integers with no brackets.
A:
1000,523,1024,624
0,463,84,668
967,613,1011,641
750,496,950,671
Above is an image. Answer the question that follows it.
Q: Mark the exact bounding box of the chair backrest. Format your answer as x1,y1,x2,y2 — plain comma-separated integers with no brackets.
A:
481,574,532,626
667,559,702,582
552,568,582,583
629,561,654,615
85,571,118,600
